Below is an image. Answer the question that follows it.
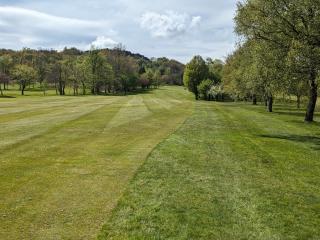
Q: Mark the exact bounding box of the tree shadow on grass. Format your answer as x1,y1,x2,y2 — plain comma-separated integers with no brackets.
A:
268,105,320,122
260,134,320,150
123,88,155,96
289,120,320,127
272,105,308,117
0,95,16,98
274,111,307,117
20,88,157,98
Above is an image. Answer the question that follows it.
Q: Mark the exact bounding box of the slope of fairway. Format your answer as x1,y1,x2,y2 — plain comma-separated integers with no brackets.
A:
99,101,320,240
0,87,194,240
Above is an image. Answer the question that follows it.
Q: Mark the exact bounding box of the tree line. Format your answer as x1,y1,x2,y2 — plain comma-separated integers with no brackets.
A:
184,0,320,123
0,45,184,96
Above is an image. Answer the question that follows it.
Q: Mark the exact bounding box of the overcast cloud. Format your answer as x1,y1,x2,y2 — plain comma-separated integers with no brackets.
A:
0,0,237,63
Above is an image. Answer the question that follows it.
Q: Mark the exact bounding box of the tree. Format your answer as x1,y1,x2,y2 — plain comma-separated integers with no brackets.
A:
34,52,48,95
0,73,10,96
140,69,154,89
223,41,264,105
183,56,209,100
59,60,72,96
47,63,62,95
153,70,161,88
119,57,139,94
285,45,310,109
150,58,185,85
207,58,224,85
88,49,100,95
12,65,37,95
74,57,92,95
223,39,287,112
252,41,287,112
0,46,183,96
209,85,227,102
96,58,114,95
0,55,13,90
235,0,320,121
286,76,308,109
198,79,213,100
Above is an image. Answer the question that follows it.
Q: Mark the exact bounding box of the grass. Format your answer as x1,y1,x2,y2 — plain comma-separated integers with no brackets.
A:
0,84,59,97
99,101,320,240
1,86,320,239
0,86,194,239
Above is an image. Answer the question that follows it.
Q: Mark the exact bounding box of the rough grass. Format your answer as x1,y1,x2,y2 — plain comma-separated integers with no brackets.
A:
0,86,194,240
99,101,320,240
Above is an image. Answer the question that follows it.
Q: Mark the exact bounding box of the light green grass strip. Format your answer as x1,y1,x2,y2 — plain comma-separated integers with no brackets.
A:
0,86,194,240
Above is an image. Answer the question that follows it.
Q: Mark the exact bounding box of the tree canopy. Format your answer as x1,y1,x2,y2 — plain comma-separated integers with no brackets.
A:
234,0,320,121
0,47,185,96
183,56,209,100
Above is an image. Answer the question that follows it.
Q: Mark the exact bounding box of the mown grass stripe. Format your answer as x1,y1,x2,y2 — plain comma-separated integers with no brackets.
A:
99,101,320,240
0,87,194,240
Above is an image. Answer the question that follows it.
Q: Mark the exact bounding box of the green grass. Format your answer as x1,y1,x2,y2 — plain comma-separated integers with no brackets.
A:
0,84,60,97
99,101,320,240
2,86,320,239
0,86,194,239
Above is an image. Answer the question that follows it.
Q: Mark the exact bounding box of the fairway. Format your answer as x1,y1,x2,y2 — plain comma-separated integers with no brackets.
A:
2,0,320,239
2,87,320,239
99,101,320,239
0,87,194,239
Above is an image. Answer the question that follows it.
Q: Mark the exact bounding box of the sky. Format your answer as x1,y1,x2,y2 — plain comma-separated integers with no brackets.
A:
0,0,238,63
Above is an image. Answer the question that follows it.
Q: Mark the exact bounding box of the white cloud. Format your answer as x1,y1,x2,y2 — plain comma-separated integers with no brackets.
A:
0,6,115,49
190,16,202,28
139,11,201,38
0,1,238,62
88,36,118,49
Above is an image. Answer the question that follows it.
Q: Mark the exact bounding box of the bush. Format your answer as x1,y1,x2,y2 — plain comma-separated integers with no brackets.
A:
208,85,232,102
197,79,213,100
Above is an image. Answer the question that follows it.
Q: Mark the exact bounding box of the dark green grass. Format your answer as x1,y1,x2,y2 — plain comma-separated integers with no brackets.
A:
99,101,320,240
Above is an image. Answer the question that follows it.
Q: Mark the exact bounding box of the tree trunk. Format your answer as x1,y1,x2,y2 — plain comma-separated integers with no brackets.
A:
252,94,257,105
267,95,273,112
305,74,318,122
21,84,25,96
55,81,58,95
91,80,96,95
297,95,301,109
81,82,86,95
0,84,3,96
195,88,199,100
58,81,63,95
